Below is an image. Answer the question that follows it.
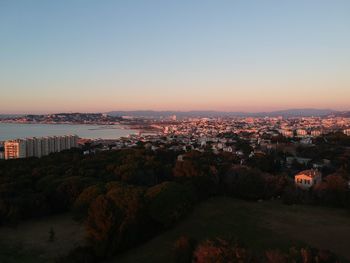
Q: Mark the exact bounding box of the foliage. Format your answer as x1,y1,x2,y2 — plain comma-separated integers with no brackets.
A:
146,182,195,227
192,237,340,263
173,236,197,263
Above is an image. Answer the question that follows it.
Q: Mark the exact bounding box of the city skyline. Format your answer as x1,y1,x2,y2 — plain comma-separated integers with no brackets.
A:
1,1,350,113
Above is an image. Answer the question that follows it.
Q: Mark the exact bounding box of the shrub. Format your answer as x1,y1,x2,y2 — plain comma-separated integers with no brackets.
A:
173,236,197,263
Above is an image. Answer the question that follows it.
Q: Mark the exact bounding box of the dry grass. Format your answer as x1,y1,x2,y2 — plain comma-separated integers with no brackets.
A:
1,198,350,263
0,213,84,262
259,201,350,260
114,197,350,263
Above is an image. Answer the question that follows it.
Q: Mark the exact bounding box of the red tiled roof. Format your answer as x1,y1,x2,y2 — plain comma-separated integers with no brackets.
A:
296,169,321,178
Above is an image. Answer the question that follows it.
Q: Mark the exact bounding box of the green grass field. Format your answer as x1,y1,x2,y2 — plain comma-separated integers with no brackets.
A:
114,197,350,263
0,214,84,263
1,197,350,262
0,243,46,263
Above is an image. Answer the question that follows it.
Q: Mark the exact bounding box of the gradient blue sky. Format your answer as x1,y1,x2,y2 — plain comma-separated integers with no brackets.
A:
0,0,349,113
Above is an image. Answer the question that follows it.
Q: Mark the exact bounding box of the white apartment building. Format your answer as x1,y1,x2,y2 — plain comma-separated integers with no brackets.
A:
41,137,49,156
54,136,61,152
48,137,55,154
34,137,42,157
4,140,26,159
4,135,78,159
26,138,35,157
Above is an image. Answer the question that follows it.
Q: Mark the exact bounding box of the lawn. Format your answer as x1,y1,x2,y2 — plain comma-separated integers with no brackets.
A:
114,197,350,263
1,197,350,263
0,243,46,263
0,213,84,263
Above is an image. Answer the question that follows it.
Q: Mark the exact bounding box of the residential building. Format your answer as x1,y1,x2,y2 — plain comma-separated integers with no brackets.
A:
3,135,79,159
26,138,35,157
33,137,42,157
4,140,26,159
295,169,322,189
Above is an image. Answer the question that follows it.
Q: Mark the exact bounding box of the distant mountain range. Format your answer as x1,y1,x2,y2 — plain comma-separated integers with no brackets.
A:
1,109,349,120
107,108,341,118
0,114,24,119
332,111,350,118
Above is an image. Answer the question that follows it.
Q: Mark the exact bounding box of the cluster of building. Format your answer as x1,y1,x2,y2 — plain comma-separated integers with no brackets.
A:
162,116,350,139
2,135,78,160
85,116,350,156
1,113,122,125
2,115,349,190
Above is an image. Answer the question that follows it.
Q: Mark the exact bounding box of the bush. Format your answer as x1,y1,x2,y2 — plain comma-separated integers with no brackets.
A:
173,236,197,263
193,238,254,263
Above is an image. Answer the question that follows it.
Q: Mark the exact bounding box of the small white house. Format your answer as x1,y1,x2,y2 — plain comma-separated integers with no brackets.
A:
223,146,233,153
295,169,322,189
177,154,184,162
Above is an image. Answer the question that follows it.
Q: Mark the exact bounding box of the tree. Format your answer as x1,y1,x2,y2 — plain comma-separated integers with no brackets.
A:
85,184,147,258
314,174,348,207
146,182,195,227
221,166,267,200
73,184,105,220
85,195,123,257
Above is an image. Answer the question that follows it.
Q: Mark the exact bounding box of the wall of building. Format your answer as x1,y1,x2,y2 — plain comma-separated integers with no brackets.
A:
3,135,79,159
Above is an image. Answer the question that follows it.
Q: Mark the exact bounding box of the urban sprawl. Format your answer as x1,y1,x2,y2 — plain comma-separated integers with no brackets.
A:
1,115,350,189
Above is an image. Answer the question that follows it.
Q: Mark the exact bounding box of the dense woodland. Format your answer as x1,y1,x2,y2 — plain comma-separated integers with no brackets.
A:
0,132,349,262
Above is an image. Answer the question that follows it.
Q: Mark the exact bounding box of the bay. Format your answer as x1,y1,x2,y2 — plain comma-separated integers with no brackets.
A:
0,123,137,141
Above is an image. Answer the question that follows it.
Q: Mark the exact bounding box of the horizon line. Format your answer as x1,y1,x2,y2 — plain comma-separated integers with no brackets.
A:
1,107,349,116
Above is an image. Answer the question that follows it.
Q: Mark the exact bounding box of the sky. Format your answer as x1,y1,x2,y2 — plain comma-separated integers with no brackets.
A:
0,0,350,114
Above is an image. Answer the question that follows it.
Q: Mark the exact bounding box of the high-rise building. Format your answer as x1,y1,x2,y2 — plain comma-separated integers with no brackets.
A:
54,136,61,152
4,140,26,159
60,136,67,151
41,137,49,156
48,137,55,153
72,135,78,147
3,135,79,159
26,138,35,157
33,137,42,157
65,135,71,149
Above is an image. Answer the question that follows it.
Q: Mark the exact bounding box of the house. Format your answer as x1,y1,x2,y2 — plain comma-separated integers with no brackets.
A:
286,156,311,167
223,146,233,153
295,169,322,189
177,154,184,162
300,137,313,145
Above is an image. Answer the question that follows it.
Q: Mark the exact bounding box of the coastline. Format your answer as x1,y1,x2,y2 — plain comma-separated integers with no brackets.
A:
0,123,140,142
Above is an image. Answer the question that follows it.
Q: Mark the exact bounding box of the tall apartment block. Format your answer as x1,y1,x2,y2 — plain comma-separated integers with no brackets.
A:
4,139,27,159
4,135,79,160
26,138,35,157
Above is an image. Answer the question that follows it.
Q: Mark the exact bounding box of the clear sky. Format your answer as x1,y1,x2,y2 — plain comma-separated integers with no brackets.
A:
0,0,349,114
